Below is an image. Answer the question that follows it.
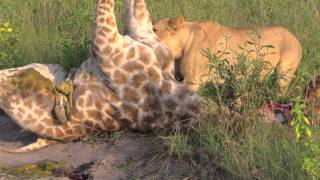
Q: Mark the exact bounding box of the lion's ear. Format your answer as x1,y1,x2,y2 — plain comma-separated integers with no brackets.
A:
169,16,185,29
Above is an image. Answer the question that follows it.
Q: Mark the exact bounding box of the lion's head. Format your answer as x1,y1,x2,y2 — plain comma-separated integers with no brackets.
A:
153,16,189,59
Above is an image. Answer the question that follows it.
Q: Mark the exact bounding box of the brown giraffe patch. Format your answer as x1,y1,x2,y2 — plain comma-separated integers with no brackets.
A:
21,80,33,90
73,112,85,120
17,107,26,114
105,104,121,119
35,93,44,104
131,73,148,88
147,67,161,82
94,123,104,131
84,120,95,128
177,87,191,100
32,82,44,92
24,118,37,126
87,109,103,121
165,98,178,110
138,46,151,65
21,90,32,98
34,108,45,118
122,61,144,73
102,60,114,69
142,82,158,95
16,113,23,120
46,128,54,136
142,96,162,112
154,45,173,67
36,123,45,132
113,70,128,84
41,117,52,126
65,129,74,136
122,86,140,102
102,45,112,55
73,126,84,135
102,118,115,130
27,113,33,120
161,81,172,95
101,26,112,34
106,0,114,8
121,103,139,122
11,97,20,105
106,16,116,27
95,37,105,45
112,52,124,66
107,92,121,102
98,10,105,16
98,30,107,38
55,128,65,137
114,48,120,54
88,84,102,92
99,18,105,23
99,4,108,11
127,46,136,59
93,96,105,110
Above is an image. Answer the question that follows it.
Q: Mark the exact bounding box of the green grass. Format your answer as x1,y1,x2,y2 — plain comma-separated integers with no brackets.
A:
1,0,319,76
1,0,320,179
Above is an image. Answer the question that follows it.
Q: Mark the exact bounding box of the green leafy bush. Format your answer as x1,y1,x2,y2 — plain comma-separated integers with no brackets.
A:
291,97,320,179
0,22,22,67
162,32,315,179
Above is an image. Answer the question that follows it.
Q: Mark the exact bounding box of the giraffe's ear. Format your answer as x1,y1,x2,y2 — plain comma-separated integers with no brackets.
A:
169,16,185,29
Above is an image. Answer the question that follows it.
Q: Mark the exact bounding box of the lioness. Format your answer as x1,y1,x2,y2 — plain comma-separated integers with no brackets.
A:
153,16,302,93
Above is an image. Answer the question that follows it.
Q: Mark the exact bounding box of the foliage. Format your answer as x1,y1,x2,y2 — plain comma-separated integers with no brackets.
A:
0,21,22,67
162,32,309,179
198,32,279,133
291,97,320,179
291,97,312,140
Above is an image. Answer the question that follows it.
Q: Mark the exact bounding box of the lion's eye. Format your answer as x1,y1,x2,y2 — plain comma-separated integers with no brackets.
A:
153,27,157,32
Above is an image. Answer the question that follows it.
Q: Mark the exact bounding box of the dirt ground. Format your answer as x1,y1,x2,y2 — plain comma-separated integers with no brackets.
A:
0,113,196,180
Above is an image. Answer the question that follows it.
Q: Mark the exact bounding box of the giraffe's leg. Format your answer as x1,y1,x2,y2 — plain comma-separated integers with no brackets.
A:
125,0,156,39
0,138,59,154
125,0,175,79
91,0,123,60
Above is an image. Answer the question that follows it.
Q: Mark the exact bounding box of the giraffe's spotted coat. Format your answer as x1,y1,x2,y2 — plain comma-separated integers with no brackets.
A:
0,0,199,153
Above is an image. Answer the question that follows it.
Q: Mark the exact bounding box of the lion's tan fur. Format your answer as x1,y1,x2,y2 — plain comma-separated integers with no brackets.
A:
154,16,302,92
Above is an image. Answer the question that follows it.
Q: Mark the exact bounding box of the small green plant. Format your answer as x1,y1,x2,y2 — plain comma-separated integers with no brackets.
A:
291,97,320,179
81,131,124,145
0,21,22,67
291,97,312,140
199,32,280,134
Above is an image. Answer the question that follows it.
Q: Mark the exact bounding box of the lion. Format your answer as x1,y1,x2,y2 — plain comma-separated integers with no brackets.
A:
153,16,302,93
